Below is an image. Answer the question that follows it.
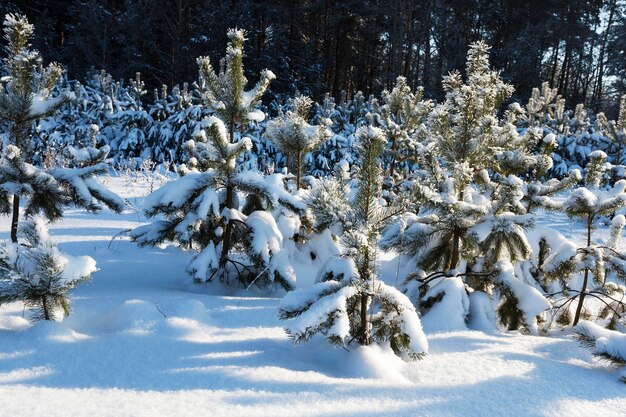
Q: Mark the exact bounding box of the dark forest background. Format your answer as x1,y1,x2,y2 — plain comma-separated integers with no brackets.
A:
2,0,625,113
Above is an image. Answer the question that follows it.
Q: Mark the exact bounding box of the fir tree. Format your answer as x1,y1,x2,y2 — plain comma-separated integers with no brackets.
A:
279,126,428,358
0,14,125,243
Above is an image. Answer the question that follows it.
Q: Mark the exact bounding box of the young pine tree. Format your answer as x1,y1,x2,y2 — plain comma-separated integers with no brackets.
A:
596,95,626,165
0,219,96,321
544,151,626,326
279,126,428,358
0,14,125,243
381,43,555,333
132,29,304,289
265,95,332,189
374,76,432,182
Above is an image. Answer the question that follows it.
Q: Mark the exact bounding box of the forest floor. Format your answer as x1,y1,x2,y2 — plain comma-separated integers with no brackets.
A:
0,175,625,417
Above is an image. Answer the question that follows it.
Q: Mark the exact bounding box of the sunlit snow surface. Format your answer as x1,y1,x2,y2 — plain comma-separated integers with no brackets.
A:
0,175,625,417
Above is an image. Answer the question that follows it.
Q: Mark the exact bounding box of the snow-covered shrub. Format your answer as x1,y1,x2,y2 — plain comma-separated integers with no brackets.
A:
279,126,428,359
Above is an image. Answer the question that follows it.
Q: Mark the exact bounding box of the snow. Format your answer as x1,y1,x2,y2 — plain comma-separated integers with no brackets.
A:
246,211,282,264
28,93,64,118
420,277,470,333
496,261,550,335
143,172,212,211
588,150,608,160
0,177,626,416
288,285,356,341
467,291,498,332
575,321,626,363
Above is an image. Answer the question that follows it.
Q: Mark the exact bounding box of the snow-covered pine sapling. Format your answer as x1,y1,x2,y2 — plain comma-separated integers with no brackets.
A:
523,159,583,214
596,95,626,165
375,76,432,181
525,82,562,128
380,43,560,333
517,111,582,213
544,151,626,326
0,219,96,321
381,175,486,275
423,41,522,258
0,14,125,243
279,126,428,359
132,116,304,289
428,41,515,173
265,95,332,189
0,14,64,242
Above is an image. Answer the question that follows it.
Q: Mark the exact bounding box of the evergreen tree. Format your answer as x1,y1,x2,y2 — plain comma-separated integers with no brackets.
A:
265,94,332,189
132,29,305,289
429,41,515,172
544,151,626,326
0,219,95,321
596,95,626,165
374,76,432,183
279,126,428,358
0,14,124,243
381,43,554,333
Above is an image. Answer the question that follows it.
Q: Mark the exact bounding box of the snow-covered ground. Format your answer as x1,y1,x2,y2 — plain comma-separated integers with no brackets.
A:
1,175,625,417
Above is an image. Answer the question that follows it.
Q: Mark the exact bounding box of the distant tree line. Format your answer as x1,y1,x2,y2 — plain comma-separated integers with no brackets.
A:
1,0,625,113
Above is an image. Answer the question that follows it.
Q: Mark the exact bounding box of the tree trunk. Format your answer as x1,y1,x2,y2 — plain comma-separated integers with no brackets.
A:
359,292,370,345
41,295,50,321
10,194,19,243
450,230,461,271
219,184,235,282
549,41,560,89
449,190,464,270
296,151,302,190
389,136,396,178
218,119,237,282
573,214,593,325
592,0,616,110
